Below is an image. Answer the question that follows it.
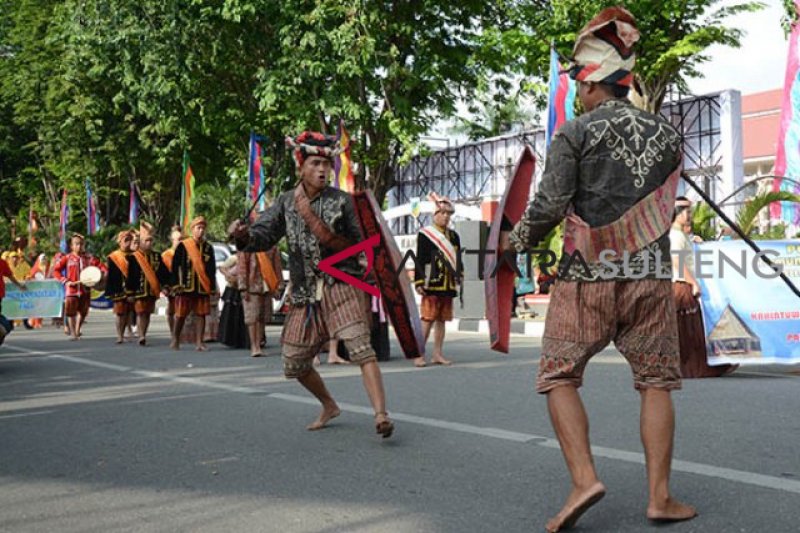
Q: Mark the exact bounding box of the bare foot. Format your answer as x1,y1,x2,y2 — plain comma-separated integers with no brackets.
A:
647,498,697,522
250,351,263,358
328,357,350,365
196,344,208,352
170,340,180,351
138,338,146,346
413,357,426,368
375,412,394,439
115,338,124,344
545,482,606,533
307,404,341,431
431,356,452,366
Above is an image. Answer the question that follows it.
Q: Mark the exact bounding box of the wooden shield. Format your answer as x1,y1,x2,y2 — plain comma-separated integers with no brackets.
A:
352,191,426,359
485,146,536,353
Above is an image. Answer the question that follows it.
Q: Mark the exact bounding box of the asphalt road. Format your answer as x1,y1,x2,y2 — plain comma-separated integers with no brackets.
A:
1,312,799,532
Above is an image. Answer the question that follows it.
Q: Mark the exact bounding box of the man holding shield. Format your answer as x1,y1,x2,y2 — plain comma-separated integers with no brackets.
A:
502,7,695,531
228,131,394,438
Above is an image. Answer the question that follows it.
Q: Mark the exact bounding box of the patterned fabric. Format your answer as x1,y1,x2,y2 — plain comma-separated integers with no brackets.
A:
171,239,216,296
536,279,681,393
420,295,454,322
294,183,352,252
286,131,339,171
242,293,271,325
510,99,681,282
126,250,168,299
237,250,280,295
281,283,375,378
247,186,365,305
568,7,639,87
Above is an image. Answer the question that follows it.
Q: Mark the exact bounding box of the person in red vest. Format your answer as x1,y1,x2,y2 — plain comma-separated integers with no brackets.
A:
53,233,106,340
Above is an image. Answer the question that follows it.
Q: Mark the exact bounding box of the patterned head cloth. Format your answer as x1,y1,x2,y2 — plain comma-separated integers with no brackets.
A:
428,192,455,214
190,216,207,230
286,131,339,172
567,6,639,87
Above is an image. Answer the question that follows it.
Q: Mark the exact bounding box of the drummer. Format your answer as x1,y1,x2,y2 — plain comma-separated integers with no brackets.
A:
53,233,107,340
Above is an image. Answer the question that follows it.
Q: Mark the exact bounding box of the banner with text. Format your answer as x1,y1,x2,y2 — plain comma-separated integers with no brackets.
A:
697,240,800,365
3,281,65,319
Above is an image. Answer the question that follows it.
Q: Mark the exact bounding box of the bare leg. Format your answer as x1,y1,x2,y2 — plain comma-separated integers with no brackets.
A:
76,310,88,338
360,359,393,438
68,315,79,340
430,321,451,365
297,368,341,430
137,313,151,345
545,385,606,533
328,338,349,364
248,323,261,356
171,316,185,350
167,313,175,335
641,388,697,522
413,320,434,367
115,314,127,344
196,315,207,351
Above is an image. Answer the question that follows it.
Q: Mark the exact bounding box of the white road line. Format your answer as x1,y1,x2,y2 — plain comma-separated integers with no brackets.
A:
0,410,56,420
7,344,800,496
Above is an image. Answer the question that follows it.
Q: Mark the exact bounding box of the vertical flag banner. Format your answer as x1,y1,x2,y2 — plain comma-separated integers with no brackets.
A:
333,119,355,193
129,182,139,225
180,150,195,234
772,0,800,225
86,179,100,235
59,189,69,253
248,132,267,220
545,46,577,149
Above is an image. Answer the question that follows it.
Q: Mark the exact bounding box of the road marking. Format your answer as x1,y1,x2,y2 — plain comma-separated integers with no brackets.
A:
0,410,56,420
6,344,800,496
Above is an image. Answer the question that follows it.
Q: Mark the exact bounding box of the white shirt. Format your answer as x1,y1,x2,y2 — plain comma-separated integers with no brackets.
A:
669,226,694,282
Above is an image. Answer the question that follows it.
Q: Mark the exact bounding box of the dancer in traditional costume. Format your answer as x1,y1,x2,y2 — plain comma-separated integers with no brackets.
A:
412,194,462,367
126,222,169,346
53,233,106,340
170,216,217,351
503,8,696,530
161,226,182,334
670,197,736,378
237,247,282,357
106,230,134,344
228,131,394,438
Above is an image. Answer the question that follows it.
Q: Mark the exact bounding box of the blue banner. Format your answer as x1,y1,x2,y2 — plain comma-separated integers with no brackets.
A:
697,240,800,365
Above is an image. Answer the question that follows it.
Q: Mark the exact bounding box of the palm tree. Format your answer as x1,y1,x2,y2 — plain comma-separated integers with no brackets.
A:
735,191,800,237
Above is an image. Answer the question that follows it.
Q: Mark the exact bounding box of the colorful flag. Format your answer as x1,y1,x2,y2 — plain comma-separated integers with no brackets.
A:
772,0,800,225
59,189,69,253
86,179,100,235
128,181,140,225
248,132,267,220
545,46,577,149
333,119,355,193
180,150,195,234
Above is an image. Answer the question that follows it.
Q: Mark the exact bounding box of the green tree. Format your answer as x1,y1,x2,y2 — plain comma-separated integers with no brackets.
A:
489,0,764,113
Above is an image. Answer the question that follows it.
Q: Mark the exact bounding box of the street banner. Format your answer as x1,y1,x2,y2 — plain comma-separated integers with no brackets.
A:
2,281,65,319
771,0,800,224
697,240,800,365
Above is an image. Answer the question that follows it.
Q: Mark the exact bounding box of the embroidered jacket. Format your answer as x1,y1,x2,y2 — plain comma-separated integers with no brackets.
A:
509,99,681,282
414,227,462,297
126,250,170,299
246,187,364,306
53,253,106,298
105,252,131,301
170,240,217,296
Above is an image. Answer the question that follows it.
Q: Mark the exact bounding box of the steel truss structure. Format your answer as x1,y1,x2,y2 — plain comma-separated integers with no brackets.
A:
389,92,726,235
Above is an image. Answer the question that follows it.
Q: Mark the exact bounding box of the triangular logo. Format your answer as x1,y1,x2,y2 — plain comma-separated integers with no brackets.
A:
318,234,381,298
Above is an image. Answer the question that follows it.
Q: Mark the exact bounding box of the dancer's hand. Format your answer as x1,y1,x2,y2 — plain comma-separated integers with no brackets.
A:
227,219,250,247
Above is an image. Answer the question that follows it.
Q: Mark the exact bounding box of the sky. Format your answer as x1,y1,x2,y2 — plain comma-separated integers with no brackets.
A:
688,0,788,96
